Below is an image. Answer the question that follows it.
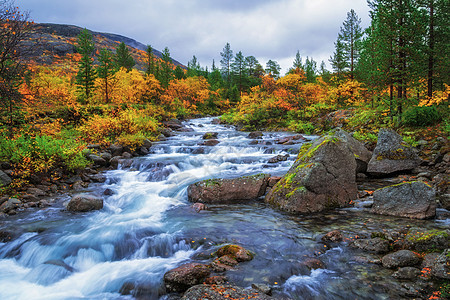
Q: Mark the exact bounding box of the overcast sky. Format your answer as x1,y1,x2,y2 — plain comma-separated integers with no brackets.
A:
19,0,371,74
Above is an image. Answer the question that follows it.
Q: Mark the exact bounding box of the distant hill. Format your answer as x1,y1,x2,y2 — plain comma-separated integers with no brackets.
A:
24,23,185,70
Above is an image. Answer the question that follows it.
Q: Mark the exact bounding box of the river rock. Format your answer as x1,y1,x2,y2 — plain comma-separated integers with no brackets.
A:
371,181,436,219
199,139,220,146
182,284,272,300
322,230,344,242
187,174,270,204
99,152,112,162
440,194,450,210
265,134,357,213
300,257,325,270
268,154,289,163
163,119,183,130
430,249,450,280
192,203,207,213
252,284,272,296
67,194,103,212
163,263,210,293
334,129,372,174
367,129,421,176
276,134,305,145
248,131,263,139
406,229,450,252
382,250,421,269
0,198,22,213
216,244,253,262
267,176,282,187
351,238,390,254
88,154,107,167
202,132,218,139
109,156,121,169
108,144,124,156
0,170,12,187
392,267,421,280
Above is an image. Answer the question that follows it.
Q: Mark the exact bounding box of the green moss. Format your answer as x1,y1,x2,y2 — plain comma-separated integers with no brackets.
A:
202,178,221,187
286,186,306,198
407,229,449,243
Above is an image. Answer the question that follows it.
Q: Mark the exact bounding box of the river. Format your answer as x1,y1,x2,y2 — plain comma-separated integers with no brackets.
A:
0,117,448,299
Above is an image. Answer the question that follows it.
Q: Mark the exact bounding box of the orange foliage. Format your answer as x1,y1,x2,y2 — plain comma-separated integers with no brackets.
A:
161,76,211,112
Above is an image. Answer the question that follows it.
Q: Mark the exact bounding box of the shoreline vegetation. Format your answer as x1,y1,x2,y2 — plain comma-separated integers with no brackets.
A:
0,0,448,213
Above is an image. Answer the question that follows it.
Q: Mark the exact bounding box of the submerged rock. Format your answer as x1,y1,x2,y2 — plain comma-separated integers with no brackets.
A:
187,174,270,204
215,244,253,262
367,129,421,176
248,131,263,139
371,181,436,219
265,134,357,213
351,238,390,254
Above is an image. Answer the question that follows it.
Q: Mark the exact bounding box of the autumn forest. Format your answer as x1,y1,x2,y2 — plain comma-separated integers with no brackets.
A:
0,0,449,190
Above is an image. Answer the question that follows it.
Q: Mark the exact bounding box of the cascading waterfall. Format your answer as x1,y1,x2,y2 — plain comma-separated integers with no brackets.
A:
0,117,447,300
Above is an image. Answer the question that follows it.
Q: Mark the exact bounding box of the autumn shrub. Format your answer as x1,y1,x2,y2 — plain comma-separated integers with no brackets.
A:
77,107,159,146
288,120,315,134
0,133,89,183
403,106,441,127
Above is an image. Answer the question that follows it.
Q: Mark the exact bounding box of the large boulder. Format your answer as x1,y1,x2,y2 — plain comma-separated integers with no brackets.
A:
67,194,103,212
187,174,270,204
371,181,436,219
334,129,372,174
163,263,210,293
182,284,272,300
265,135,357,213
367,129,421,176
0,170,12,187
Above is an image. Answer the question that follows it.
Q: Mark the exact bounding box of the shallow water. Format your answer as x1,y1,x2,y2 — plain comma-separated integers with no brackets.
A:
0,118,447,300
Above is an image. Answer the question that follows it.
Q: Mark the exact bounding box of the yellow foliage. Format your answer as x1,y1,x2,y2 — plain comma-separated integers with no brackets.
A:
419,84,450,107
327,80,365,105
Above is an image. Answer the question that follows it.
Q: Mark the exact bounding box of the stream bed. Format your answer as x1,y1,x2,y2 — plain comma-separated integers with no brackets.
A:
0,118,448,299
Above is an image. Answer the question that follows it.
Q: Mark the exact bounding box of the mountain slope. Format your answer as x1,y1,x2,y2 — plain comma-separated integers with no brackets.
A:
24,23,185,70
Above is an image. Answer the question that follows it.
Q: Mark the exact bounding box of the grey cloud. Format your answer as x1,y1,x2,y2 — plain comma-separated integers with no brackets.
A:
19,0,370,73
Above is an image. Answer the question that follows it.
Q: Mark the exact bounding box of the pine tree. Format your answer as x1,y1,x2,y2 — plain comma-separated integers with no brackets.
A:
146,45,156,76
96,48,116,103
220,43,233,86
75,28,96,103
159,47,173,88
187,55,201,77
304,57,317,82
329,37,348,81
340,9,363,80
231,51,246,91
265,60,281,79
115,42,135,71
292,50,303,70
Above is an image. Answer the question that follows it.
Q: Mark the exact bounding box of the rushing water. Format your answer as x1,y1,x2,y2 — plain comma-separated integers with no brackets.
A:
0,118,448,300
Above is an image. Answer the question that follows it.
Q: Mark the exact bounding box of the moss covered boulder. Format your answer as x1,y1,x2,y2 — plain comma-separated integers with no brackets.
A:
187,174,270,204
367,129,421,176
371,181,436,219
265,135,357,213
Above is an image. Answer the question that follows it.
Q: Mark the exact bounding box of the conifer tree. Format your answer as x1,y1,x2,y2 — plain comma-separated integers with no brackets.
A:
159,47,173,88
220,43,233,86
231,51,246,91
115,42,135,71
340,9,363,80
265,60,281,79
75,28,96,102
146,45,156,76
96,48,116,103
329,37,348,81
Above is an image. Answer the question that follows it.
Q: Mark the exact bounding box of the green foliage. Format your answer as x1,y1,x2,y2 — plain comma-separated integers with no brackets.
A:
288,120,315,134
0,134,89,178
115,42,135,71
76,28,97,102
403,106,441,127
